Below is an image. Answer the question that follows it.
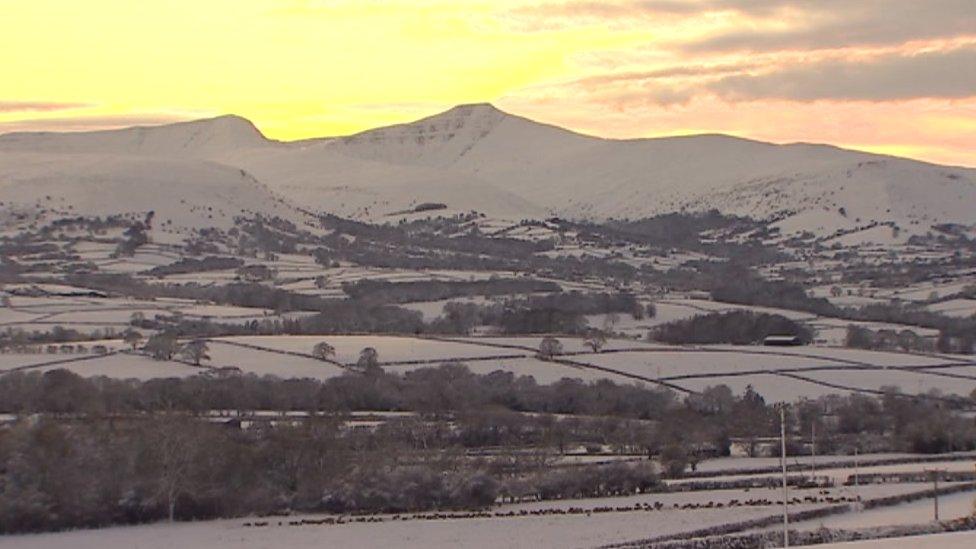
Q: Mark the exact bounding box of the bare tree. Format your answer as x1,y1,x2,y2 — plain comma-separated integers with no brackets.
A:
148,416,200,522
123,329,143,350
178,339,210,366
145,333,179,360
583,329,606,353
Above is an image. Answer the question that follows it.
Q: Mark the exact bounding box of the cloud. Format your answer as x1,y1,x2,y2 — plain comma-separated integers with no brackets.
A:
708,45,976,101
0,114,190,134
507,0,777,20
505,1,976,52
517,43,976,111
0,101,90,113
567,61,761,88
687,0,976,52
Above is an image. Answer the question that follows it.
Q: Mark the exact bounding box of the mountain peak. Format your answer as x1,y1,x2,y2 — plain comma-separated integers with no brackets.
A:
443,102,504,115
340,102,510,152
156,114,267,143
417,102,509,126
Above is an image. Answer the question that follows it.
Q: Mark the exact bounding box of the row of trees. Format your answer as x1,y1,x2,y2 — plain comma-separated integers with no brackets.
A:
845,325,934,352
649,311,812,345
340,278,560,304
2,361,976,533
4,365,973,451
0,412,666,534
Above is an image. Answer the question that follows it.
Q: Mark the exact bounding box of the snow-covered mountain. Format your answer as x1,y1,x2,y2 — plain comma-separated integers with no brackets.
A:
2,103,974,241
0,117,299,239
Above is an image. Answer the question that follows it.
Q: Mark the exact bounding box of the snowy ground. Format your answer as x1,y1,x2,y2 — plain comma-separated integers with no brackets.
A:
793,489,976,531
669,459,976,486
2,482,967,549
0,507,804,549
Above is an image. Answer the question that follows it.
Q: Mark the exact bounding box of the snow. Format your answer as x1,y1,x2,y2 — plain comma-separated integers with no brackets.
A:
799,368,976,396
694,454,918,473
927,299,976,319
670,459,976,486
29,353,202,380
214,335,532,364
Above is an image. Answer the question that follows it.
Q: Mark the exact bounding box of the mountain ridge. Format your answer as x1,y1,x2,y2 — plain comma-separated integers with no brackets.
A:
1,104,974,243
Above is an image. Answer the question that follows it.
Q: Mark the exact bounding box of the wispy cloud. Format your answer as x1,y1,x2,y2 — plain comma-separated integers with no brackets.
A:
0,114,189,134
566,60,761,88
709,45,976,101
686,0,976,52
505,0,976,52
0,101,91,113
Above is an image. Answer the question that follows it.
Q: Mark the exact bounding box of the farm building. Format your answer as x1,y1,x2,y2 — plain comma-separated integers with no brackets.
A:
729,437,781,457
763,334,804,346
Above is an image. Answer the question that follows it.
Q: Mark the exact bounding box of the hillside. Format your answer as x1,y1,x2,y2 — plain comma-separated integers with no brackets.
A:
2,104,975,239
0,151,302,239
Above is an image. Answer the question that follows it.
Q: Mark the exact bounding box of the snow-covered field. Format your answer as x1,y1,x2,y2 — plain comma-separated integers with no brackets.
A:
3,328,973,400
0,292,305,338
694,454,918,473
927,298,976,319
794,489,976,531
669,459,976,486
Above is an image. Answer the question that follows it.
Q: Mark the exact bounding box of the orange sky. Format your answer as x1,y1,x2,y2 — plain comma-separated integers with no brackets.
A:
1,0,975,166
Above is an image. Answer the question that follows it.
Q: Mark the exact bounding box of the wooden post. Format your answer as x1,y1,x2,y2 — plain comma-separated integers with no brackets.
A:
780,405,789,548
811,421,816,483
925,469,943,521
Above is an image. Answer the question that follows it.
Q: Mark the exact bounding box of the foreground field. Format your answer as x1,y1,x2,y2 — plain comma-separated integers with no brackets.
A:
5,479,972,549
2,510,785,549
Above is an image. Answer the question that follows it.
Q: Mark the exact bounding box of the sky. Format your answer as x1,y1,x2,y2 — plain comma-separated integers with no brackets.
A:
1,0,975,166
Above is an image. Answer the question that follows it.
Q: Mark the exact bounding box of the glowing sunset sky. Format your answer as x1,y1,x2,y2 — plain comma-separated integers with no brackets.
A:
2,0,975,166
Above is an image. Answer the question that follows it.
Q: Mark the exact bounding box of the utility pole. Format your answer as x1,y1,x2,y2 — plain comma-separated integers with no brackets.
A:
811,421,817,484
927,469,943,521
853,447,860,505
780,405,790,548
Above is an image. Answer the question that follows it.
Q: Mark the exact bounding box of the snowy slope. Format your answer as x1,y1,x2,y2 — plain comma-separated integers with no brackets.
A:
0,151,300,234
0,116,306,236
2,104,975,237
